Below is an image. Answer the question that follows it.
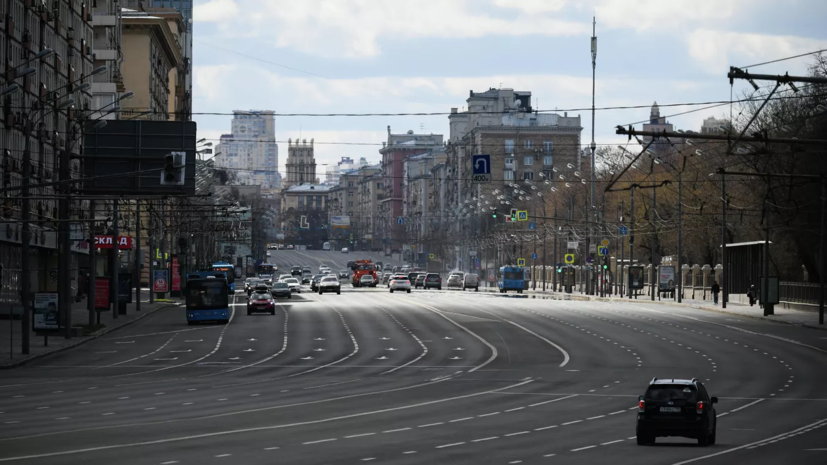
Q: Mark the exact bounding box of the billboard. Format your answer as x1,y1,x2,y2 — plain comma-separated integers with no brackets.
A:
82,120,196,196
658,265,675,291
628,265,645,290
331,216,351,228
33,293,60,331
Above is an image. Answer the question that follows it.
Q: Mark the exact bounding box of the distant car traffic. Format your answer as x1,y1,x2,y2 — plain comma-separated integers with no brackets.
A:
463,273,480,291
423,273,442,290
414,274,426,289
310,274,327,292
338,270,350,279
323,242,331,251
447,273,464,288
359,274,377,287
382,272,393,286
247,291,276,315
636,378,718,446
270,282,291,298
283,277,302,293
291,266,302,277
342,247,349,253
318,276,341,295
278,274,292,282
286,245,294,250
389,275,411,293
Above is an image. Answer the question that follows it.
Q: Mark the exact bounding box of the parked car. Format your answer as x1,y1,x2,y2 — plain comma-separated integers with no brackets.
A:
463,273,480,291
382,272,393,285
247,290,276,315
424,273,442,290
342,247,349,253
447,274,464,288
359,274,377,287
270,282,291,298
318,276,342,295
389,274,412,293
283,277,302,293
286,245,294,250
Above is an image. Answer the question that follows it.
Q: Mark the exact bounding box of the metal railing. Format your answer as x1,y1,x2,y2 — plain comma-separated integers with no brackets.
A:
780,281,821,305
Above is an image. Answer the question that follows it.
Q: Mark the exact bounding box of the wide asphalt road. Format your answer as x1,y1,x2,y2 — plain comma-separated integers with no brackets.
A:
1,250,825,464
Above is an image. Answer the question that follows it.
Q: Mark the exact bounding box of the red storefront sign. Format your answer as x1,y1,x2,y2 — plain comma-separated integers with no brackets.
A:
94,236,135,250
172,256,181,292
95,277,110,310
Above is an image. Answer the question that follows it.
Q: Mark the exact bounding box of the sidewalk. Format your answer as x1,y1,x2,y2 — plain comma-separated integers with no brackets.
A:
479,284,826,330
0,290,182,368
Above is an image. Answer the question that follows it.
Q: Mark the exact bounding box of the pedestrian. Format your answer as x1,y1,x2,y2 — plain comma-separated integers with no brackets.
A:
747,284,757,307
711,281,720,305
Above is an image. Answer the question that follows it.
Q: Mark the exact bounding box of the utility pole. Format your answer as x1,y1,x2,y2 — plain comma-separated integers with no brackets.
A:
135,201,141,312
763,185,772,316
87,200,96,326
677,158,683,303
721,171,727,308
629,185,635,298
59,143,71,339
620,199,625,298
20,114,32,354
589,16,597,297
651,174,657,301
819,178,825,325
110,200,120,319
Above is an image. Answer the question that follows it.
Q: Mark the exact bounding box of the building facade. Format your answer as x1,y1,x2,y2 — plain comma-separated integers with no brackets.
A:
403,148,446,263
283,138,317,189
642,102,675,153
91,0,125,120
214,110,280,190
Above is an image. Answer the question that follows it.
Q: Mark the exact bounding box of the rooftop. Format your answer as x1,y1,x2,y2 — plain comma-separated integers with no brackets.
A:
284,184,332,193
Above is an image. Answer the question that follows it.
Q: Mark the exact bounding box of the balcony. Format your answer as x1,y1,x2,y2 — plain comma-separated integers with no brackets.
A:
92,15,117,27
93,48,117,61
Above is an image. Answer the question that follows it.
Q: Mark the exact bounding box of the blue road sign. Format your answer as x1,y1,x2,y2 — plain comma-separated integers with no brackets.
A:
396,217,405,225
598,246,609,256
517,211,528,221
472,154,491,183
529,222,535,230
532,253,538,260
619,225,628,236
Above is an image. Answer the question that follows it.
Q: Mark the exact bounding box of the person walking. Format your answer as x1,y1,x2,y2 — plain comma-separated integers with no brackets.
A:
711,281,720,305
747,284,757,307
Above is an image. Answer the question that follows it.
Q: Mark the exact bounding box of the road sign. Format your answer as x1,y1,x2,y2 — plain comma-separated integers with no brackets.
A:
586,256,594,263
589,244,596,254
567,241,579,249
153,270,168,293
472,154,491,183
619,225,629,236
564,253,575,264
428,253,435,259
396,217,405,225
531,253,538,260
601,238,610,247
469,250,477,256
300,215,310,229
528,222,535,230
517,258,526,266
598,246,609,257
517,210,528,221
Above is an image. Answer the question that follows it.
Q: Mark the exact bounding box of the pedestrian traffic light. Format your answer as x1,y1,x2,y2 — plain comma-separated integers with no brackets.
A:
160,151,185,185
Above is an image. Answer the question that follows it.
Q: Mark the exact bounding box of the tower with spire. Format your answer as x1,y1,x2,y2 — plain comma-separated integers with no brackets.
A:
642,100,674,152
284,138,317,189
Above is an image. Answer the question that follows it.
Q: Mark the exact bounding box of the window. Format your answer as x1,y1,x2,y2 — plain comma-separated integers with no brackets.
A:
523,171,534,181
523,156,534,166
504,170,515,181
544,141,553,153
543,155,553,166
504,139,514,153
505,158,515,170
524,140,533,149
348,201,354,207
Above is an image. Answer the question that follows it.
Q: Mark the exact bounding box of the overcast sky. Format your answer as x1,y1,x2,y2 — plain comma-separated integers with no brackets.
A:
192,0,827,176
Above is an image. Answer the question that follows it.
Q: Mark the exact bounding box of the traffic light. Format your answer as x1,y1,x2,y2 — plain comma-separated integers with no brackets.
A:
160,151,185,185
492,210,497,218
556,266,562,273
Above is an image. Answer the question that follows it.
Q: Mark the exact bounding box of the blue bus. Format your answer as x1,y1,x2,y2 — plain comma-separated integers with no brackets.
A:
185,273,230,324
257,263,276,282
211,262,236,293
498,266,526,294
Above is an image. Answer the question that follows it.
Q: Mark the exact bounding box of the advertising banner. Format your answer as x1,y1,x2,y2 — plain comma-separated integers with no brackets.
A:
488,268,496,282
95,278,110,310
153,270,169,293
33,292,59,331
628,266,645,290
331,216,351,228
658,265,676,291
172,256,181,292
94,236,135,249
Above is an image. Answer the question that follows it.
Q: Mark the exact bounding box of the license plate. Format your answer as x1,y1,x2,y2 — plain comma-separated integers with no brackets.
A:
659,406,682,413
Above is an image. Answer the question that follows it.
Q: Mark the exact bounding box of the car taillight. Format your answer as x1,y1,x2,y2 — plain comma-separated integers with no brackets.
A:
639,400,645,412
696,401,704,414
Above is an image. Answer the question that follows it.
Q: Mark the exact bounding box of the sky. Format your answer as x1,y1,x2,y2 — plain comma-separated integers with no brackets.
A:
191,0,827,178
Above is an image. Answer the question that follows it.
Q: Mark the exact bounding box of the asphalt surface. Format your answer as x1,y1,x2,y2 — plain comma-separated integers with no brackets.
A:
1,250,826,465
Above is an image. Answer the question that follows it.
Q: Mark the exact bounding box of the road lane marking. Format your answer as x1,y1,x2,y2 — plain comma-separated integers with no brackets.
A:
383,428,412,433
449,417,474,422
436,442,465,449
588,415,606,420
160,461,179,464
572,445,597,452
418,422,443,428
472,437,499,442
505,431,530,437
601,439,625,445
562,420,582,425
303,438,337,445
263,447,280,450
345,433,376,438
214,454,231,458
727,398,764,413
478,412,500,417
505,407,525,412
402,451,417,454
535,425,558,431
608,410,626,415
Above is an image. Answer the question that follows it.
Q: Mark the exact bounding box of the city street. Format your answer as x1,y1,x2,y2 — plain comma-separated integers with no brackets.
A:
1,251,826,465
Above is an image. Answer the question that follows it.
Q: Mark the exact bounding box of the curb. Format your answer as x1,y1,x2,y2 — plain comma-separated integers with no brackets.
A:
479,287,826,331
0,301,181,370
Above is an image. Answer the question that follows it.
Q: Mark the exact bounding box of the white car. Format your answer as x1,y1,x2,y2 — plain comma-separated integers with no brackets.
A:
283,277,302,293
389,275,412,293
320,266,331,274
318,276,341,295
278,274,292,282
342,247,349,253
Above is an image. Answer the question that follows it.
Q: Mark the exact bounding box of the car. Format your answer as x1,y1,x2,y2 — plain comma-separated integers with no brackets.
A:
392,266,401,273
247,290,276,315
291,266,302,277
246,279,264,296
346,261,355,269
446,274,464,288
310,274,327,292
302,268,313,284
278,274,292,282
277,244,285,250
270,282,291,298
389,275,411,293
359,274,377,287
338,270,350,280
286,245,295,250
319,266,331,274
407,272,422,285
323,242,331,251
283,277,302,293
318,276,341,295
636,378,718,446
463,273,480,291
382,272,393,285
423,273,442,290
342,247,349,253
414,274,426,289
266,251,271,257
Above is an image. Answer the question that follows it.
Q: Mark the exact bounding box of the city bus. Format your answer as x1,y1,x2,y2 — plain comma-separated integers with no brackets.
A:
497,265,526,294
257,263,276,282
211,262,236,293
185,272,230,324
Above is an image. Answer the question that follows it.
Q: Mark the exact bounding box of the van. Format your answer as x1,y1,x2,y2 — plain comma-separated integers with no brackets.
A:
323,242,331,251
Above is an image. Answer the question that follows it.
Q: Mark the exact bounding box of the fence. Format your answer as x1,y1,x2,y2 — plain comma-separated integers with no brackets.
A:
779,281,821,305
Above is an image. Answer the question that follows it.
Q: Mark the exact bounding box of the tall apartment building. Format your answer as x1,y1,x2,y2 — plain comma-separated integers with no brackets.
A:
91,0,125,120
324,156,369,185
0,0,95,311
214,110,280,189
283,139,317,189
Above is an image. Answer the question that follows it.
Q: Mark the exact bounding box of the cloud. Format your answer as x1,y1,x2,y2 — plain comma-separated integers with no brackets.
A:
687,29,827,72
593,0,745,32
192,64,236,103
194,0,239,22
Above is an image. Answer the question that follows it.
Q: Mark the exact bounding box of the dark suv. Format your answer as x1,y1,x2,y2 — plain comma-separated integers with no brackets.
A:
636,378,718,446
424,273,442,290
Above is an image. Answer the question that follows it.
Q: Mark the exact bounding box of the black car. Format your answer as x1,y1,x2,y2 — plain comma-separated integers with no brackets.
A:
423,273,442,290
407,272,422,285
310,274,327,291
637,378,717,446
338,270,350,279
346,260,355,270
270,282,291,298
291,266,302,277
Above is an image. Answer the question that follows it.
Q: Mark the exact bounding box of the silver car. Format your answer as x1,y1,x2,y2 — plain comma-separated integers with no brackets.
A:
463,273,480,291
389,275,412,293
447,274,464,288
382,272,393,286
282,277,302,293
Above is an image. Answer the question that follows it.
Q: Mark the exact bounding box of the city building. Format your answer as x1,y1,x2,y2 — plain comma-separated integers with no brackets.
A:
378,128,444,252
91,0,126,120
328,164,381,250
357,166,384,251
283,138,317,189
404,147,447,263
324,156,370,185
214,110,280,190
642,101,676,153
280,184,332,247
120,8,185,120
701,116,731,134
